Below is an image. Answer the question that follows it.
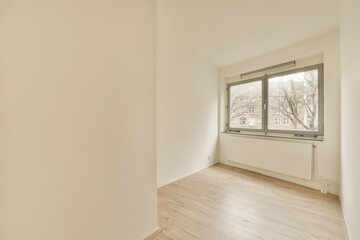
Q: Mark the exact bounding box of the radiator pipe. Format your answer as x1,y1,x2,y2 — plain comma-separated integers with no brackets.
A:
312,144,335,194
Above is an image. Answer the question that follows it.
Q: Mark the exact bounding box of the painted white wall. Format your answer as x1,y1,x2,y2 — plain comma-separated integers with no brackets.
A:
340,0,360,239
219,30,341,195
157,1,218,187
0,1,157,240
154,0,340,67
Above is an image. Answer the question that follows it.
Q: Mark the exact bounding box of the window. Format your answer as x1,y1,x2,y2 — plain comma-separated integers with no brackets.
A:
283,117,290,126
275,118,281,126
248,106,255,114
249,118,255,127
240,118,246,126
228,78,263,130
227,64,324,137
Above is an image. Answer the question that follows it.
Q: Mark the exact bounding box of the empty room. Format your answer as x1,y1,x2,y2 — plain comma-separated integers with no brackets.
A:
0,0,359,240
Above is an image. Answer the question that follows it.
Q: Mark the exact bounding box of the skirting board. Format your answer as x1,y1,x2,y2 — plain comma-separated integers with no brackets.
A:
144,227,162,240
221,159,340,195
157,162,217,188
339,198,350,240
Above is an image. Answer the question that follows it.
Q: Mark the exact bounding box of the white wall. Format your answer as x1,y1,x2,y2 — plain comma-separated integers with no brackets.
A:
340,0,360,238
157,1,218,187
218,30,341,195
0,1,158,240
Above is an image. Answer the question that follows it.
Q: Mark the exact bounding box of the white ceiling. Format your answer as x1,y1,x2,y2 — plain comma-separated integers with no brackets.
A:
158,0,341,67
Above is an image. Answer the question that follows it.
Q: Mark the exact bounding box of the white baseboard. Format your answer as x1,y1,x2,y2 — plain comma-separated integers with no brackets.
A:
143,227,161,240
338,198,350,240
220,159,340,195
157,162,217,188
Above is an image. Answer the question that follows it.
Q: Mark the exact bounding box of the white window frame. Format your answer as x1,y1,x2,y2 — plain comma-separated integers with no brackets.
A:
275,118,281,126
283,117,290,126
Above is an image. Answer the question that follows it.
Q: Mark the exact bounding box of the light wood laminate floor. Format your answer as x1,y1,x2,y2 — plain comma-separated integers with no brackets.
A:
152,164,346,240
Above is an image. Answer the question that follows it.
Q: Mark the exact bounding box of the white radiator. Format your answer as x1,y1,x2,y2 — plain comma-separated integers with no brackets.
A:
223,136,313,180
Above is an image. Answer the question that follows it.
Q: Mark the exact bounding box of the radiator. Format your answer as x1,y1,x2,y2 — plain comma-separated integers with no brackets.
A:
223,136,313,180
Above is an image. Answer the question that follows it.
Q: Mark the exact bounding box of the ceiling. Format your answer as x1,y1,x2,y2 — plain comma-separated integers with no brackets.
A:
158,0,341,67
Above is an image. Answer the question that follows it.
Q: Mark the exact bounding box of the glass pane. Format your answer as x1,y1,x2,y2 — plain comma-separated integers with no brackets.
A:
268,69,319,132
229,80,262,129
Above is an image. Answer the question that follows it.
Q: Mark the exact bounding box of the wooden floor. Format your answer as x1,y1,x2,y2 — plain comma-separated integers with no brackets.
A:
152,164,346,240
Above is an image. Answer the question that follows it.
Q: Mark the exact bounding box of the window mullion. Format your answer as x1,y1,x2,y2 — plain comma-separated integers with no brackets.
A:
264,75,268,134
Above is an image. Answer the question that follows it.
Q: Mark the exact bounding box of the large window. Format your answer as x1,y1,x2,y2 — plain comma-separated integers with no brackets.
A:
227,64,324,137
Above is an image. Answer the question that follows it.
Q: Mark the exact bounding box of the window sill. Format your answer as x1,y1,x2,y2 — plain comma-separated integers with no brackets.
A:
222,131,324,142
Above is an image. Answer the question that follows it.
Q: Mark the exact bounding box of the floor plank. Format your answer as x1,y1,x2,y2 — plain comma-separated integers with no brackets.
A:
153,164,345,240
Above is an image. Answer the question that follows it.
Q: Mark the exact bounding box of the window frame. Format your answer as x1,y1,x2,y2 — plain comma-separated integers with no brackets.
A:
227,76,265,132
266,64,324,136
227,63,324,137
275,117,281,126
283,117,290,126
